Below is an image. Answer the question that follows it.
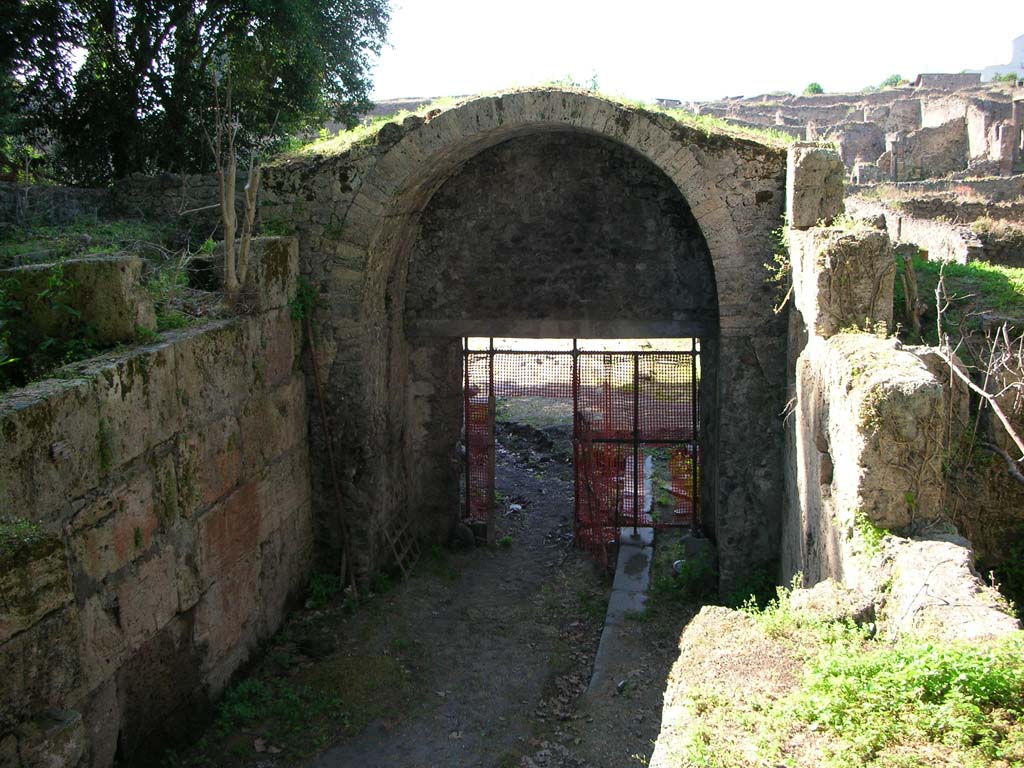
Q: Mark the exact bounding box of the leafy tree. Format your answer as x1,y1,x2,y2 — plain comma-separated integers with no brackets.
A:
803,82,824,95
5,0,390,183
879,74,904,88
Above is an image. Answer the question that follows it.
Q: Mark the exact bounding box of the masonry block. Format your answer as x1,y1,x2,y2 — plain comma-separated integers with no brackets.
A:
0,533,71,644
790,226,895,339
114,548,178,650
0,255,155,347
786,143,846,228
68,473,160,582
197,482,259,585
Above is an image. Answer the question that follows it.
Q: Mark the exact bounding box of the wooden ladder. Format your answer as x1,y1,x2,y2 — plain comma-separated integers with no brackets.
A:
384,520,420,580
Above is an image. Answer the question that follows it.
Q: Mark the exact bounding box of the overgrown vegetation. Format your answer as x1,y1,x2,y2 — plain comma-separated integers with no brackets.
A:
893,249,1024,346
284,88,797,162
0,216,170,269
676,580,1024,767
0,516,47,563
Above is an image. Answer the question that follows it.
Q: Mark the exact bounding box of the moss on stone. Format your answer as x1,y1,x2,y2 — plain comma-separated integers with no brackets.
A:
0,517,60,569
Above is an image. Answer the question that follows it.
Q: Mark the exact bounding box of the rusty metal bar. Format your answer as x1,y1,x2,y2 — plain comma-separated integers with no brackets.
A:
691,341,699,534
486,337,496,546
463,337,471,523
632,352,640,534
572,338,580,541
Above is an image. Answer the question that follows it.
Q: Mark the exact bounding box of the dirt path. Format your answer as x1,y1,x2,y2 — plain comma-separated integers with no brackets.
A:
162,421,694,768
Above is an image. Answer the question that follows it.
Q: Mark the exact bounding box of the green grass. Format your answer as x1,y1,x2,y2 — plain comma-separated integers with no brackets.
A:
791,632,1024,765
675,579,1024,767
894,251,1024,345
0,216,170,267
0,516,49,563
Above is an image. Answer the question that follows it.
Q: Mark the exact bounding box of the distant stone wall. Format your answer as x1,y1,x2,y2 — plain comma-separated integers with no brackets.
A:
109,173,245,240
0,238,312,768
0,183,112,225
848,174,1024,202
0,174,245,242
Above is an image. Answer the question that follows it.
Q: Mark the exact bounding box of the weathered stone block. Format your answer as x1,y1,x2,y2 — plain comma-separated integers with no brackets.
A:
170,320,252,423
239,378,306,474
16,709,85,768
197,483,259,585
77,595,126,692
0,255,155,347
114,548,178,650
883,535,1020,641
786,144,846,229
0,533,71,644
241,237,299,312
823,334,947,532
0,608,81,732
0,378,100,523
87,341,180,469
255,443,311,541
790,226,895,339
193,553,258,665
68,474,159,582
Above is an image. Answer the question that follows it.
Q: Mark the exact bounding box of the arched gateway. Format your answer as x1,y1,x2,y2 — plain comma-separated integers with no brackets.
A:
261,88,788,589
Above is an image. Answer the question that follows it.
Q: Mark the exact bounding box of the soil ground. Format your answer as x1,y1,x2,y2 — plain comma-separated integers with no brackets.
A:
160,406,696,768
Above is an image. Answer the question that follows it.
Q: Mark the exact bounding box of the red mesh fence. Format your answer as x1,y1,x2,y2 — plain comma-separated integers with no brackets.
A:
464,341,699,564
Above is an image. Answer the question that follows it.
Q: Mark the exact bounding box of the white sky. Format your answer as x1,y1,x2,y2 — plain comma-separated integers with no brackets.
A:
369,1,1023,103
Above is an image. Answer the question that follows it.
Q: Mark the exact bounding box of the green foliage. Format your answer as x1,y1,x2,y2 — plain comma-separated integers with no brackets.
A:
305,571,340,609
146,255,196,332
0,216,170,267
5,0,390,183
497,534,513,548
547,72,601,91
854,509,888,557
993,72,1021,84
893,251,1024,345
651,545,716,605
0,276,20,370
790,632,1024,764
0,516,46,561
879,74,906,88
1,260,103,390
289,277,319,321
723,566,777,610
803,82,825,95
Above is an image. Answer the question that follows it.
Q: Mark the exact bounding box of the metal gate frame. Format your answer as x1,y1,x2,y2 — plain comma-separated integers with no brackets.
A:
463,338,700,559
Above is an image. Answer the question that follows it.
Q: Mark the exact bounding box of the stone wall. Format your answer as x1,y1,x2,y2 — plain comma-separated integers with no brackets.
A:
0,238,312,767
0,174,244,242
0,183,112,225
261,89,789,592
848,174,1024,201
781,153,1017,640
882,119,969,182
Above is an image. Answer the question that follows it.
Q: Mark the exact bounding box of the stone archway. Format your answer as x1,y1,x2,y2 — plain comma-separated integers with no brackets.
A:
262,88,789,589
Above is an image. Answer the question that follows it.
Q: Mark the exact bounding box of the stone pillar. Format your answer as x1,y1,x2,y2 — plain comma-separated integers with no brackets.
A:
1012,91,1023,167
785,144,845,229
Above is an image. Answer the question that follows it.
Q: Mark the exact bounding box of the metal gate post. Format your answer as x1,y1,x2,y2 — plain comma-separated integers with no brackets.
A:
632,352,640,534
486,337,496,545
691,344,699,535
572,339,580,541
463,338,470,521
